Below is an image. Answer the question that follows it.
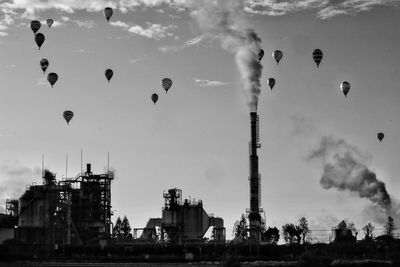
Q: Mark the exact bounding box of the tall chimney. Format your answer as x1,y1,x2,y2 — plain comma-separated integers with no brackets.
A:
249,112,261,243
86,163,92,175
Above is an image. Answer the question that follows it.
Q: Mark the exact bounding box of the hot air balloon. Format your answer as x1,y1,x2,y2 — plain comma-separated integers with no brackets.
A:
46,19,54,28
258,49,264,61
104,7,113,22
30,20,41,34
162,78,172,93
40,58,49,74
47,72,58,88
312,49,323,68
63,110,74,125
35,33,45,50
267,78,275,90
377,132,384,142
151,93,158,104
273,50,283,65
105,69,113,82
340,81,350,98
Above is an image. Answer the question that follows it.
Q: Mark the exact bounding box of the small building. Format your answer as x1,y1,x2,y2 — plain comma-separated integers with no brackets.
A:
334,220,356,243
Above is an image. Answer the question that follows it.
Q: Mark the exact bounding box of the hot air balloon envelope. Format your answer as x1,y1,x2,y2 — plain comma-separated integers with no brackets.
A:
268,78,275,90
313,49,323,67
30,20,41,34
151,93,158,104
40,58,49,74
47,72,58,87
340,81,350,97
46,19,54,28
377,132,384,142
258,49,264,61
35,33,45,50
63,110,74,125
104,7,113,22
162,78,172,93
273,50,283,64
105,69,113,82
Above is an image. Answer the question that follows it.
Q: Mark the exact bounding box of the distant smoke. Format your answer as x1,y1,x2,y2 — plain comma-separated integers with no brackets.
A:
310,136,399,223
0,163,41,213
190,0,263,112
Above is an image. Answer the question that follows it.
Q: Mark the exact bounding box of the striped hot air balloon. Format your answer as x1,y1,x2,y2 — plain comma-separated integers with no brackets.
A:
340,81,350,98
313,49,323,68
40,58,49,74
63,110,74,125
377,132,384,142
272,50,283,65
151,93,158,104
267,78,275,90
47,72,58,87
30,20,41,34
162,78,172,93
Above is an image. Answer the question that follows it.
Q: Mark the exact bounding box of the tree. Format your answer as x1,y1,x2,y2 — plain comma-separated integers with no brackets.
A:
121,216,132,239
348,222,359,239
262,227,280,244
282,223,297,244
362,222,375,241
113,217,122,239
298,217,310,244
385,216,396,238
233,214,248,241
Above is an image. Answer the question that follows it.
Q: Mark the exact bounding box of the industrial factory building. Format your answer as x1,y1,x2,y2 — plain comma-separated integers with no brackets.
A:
5,164,114,256
135,188,225,244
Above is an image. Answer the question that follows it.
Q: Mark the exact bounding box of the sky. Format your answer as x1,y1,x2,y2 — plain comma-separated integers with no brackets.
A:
1,0,400,242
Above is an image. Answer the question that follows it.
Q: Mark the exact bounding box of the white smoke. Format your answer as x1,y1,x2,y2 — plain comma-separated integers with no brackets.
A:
0,163,41,213
310,136,400,224
190,0,263,112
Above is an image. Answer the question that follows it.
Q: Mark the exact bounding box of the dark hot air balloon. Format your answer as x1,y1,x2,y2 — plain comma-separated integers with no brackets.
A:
377,132,384,142
30,20,41,34
63,110,74,125
35,33,45,50
258,49,264,61
105,69,113,82
151,93,158,104
162,78,172,93
273,50,283,65
47,72,58,88
340,81,350,98
46,19,54,28
104,7,113,22
267,78,275,90
40,58,49,74
313,49,323,67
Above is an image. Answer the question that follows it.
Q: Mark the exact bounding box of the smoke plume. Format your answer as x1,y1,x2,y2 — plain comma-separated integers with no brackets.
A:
310,136,399,223
190,0,263,112
0,163,41,213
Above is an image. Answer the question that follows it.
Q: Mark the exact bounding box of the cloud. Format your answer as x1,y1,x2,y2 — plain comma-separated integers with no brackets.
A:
194,78,229,87
244,0,398,18
318,0,399,19
109,20,130,29
0,162,41,213
244,0,329,16
0,32,7,37
74,19,95,28
128,23,176,39
36,77,49,87
158,35,204,53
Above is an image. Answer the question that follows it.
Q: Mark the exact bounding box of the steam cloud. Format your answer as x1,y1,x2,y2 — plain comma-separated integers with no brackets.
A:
0,163,41,213
310,136,399,223
190,0,263,112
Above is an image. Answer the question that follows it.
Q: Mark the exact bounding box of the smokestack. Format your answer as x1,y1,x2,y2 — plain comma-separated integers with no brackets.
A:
86,163,91,175
249,112,261,243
